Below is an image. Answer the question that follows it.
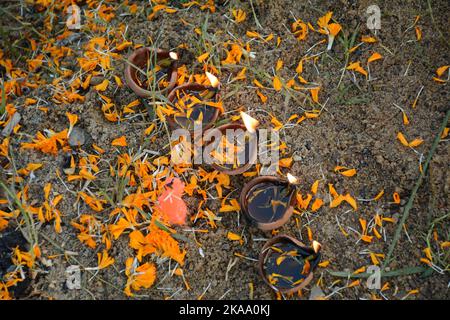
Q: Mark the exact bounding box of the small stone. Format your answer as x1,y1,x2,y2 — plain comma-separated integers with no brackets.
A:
41,257,53,267
89,76,104,86
293,155,303,162
63,166,76,176
62,152,76,175
68,126,87,147
309,285,325,300
375,155,384,164
1,112,21,137
392,213,400,223
65,265,81,290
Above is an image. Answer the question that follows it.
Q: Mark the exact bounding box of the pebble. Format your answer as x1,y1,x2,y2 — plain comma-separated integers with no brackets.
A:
89,76,104,86
62,153,76,175
375,155,384,164
309,285,325,300
1,112,21,137
392,213,400,223
68,126,88,147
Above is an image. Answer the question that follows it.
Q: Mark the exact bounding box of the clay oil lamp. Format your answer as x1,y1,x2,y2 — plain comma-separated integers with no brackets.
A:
167,72,221,133
124,47,178,98
208,111,259,175
258,235,322,294
239,173,299,230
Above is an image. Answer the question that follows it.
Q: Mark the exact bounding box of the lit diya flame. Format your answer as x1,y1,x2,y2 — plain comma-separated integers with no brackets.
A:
169,51,178,60
286,173,299,184
205,71,220,88
312,240,322,254
240,111,260,134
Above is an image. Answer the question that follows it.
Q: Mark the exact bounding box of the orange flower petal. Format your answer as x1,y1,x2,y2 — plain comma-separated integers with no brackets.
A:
112,136,127,147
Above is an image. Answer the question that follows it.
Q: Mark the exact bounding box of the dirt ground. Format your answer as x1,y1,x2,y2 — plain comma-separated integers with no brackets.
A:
0,0,449,300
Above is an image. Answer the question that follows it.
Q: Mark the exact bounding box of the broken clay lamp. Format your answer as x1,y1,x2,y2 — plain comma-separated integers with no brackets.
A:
240,174,298,230
258,235,321,294
167,72,221,132
209,111,259,175
125,47,178,98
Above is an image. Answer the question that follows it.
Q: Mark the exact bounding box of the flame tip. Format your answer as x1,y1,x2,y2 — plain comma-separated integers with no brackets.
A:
169,52,178,60
312,240,322,253
205,71,220,88
287,173,299,184
240,111,259,133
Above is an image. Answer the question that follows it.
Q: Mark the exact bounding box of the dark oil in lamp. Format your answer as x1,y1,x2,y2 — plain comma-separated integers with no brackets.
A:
261,237,321,292
246,181,294,224
173,72,220,131
139,51,178,91
209,111,259,174
244,173,298,228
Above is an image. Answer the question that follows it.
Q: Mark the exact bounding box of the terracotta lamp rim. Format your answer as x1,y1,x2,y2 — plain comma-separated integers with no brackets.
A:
166,82,221,133
124,47,178,98
258,234,315,294
239,175,296,230
208,122,257,175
